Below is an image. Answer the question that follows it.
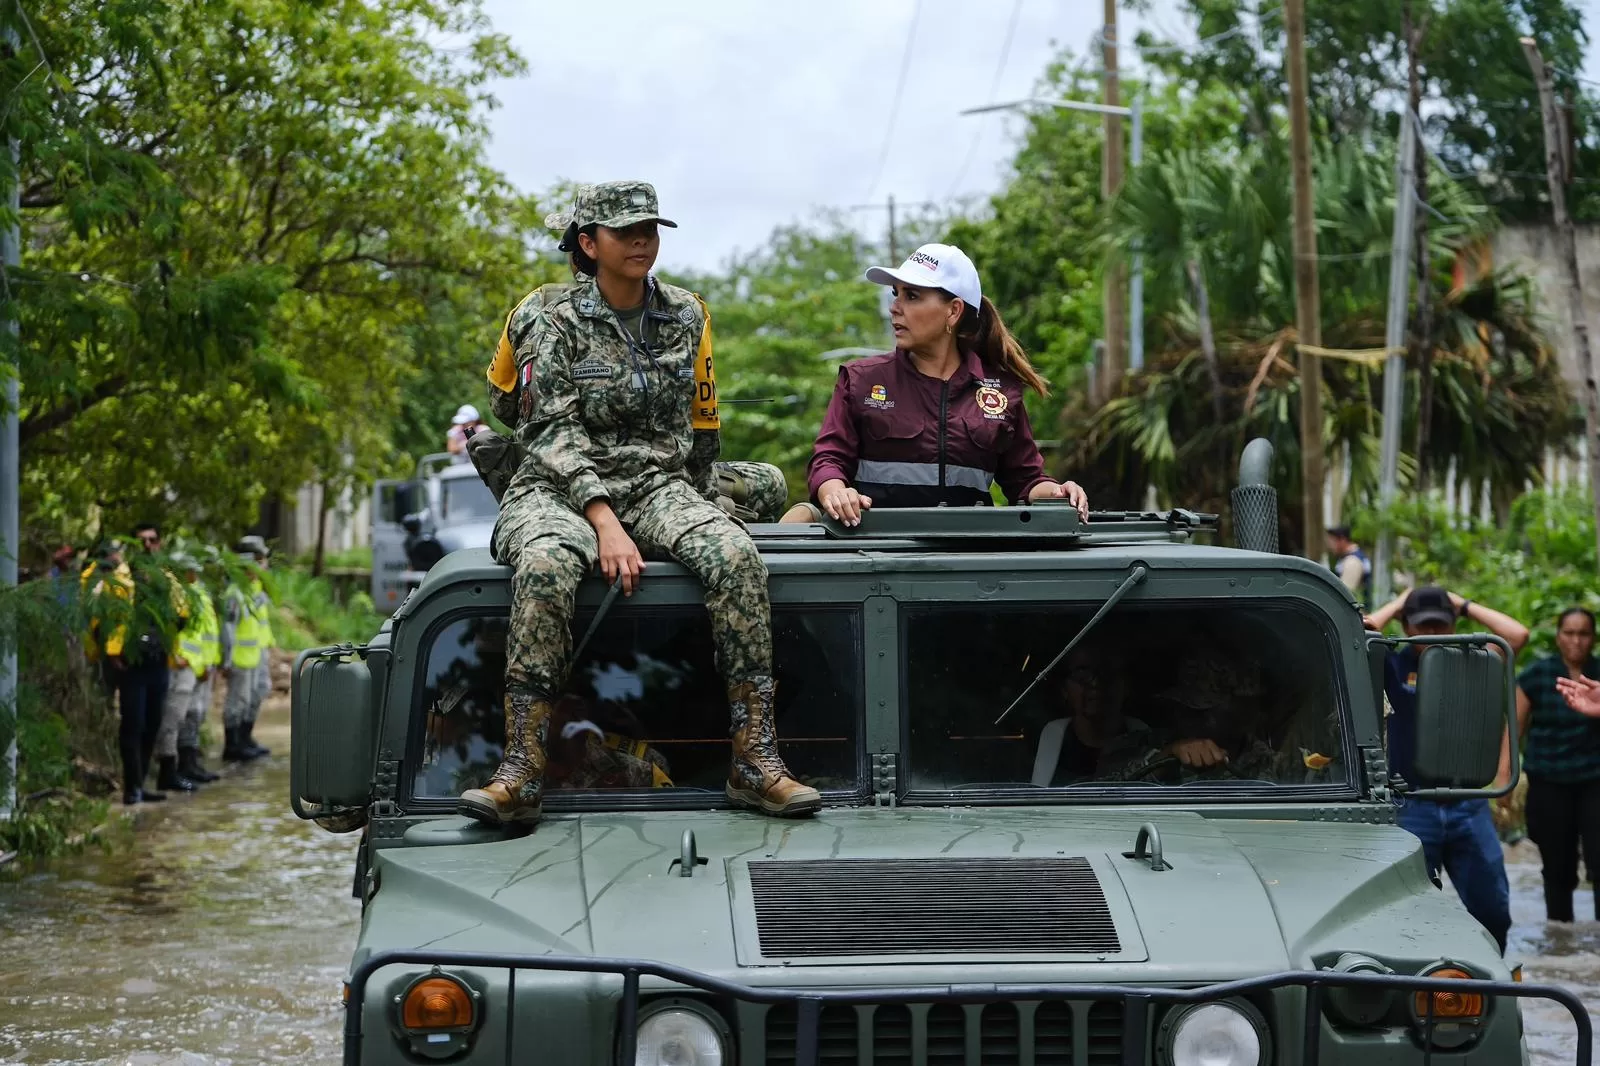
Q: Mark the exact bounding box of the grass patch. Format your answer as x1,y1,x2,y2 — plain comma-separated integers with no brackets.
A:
270,567,385,651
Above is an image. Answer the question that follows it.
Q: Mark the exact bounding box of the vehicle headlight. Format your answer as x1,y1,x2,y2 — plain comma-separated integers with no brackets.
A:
634,1002,730,1066
1157,999,1272,1066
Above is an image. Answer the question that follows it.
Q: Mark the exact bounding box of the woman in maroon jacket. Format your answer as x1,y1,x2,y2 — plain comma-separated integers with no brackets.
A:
786,243,1087,526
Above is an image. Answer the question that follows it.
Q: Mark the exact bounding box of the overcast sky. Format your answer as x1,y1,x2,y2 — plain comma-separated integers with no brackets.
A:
479,0,1600,275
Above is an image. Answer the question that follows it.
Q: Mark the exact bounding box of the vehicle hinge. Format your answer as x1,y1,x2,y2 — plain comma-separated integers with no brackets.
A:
369,798,401,820
1361,746,1393,803
372,748,400,802
871,753,899,807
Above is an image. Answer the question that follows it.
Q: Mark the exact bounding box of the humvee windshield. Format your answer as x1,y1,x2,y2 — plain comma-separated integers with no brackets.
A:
411,605,862,802
408,596,1348,805
905,601,1347,792
440,475,498,522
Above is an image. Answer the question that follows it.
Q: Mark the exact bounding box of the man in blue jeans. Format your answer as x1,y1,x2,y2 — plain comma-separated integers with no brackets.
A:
1365,585,1528,953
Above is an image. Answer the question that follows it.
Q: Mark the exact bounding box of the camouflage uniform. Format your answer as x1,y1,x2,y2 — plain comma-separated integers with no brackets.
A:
459,180,818,826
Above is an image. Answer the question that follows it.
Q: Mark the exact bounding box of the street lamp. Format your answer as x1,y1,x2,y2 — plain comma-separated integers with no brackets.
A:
959,95,1144,372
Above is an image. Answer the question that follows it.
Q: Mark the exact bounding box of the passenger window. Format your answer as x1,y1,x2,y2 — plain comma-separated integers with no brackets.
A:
902,604,1346,793
411,607,862,801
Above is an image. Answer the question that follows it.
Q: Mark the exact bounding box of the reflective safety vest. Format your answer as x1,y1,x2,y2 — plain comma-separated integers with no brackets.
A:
176,586,219,677
230,578,271,669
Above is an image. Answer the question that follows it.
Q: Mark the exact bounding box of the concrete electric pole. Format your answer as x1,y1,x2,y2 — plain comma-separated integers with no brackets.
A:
1100,0,1126,399
1285,0,1325,561
1373,114,1419,604
1523,37,1600,573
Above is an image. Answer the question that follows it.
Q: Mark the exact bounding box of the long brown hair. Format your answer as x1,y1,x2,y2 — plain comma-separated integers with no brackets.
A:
954,295,1048,396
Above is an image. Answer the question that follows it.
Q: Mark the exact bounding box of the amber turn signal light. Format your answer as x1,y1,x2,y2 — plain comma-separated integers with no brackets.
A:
1411,966,1486,1021
401,976,476,1031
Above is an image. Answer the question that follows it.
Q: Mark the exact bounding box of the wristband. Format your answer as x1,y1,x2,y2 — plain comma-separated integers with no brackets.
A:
1459,599,1472,618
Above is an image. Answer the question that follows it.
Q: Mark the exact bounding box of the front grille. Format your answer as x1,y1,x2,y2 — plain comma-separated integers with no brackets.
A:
762,1000,1127,1065
747,857,1120,958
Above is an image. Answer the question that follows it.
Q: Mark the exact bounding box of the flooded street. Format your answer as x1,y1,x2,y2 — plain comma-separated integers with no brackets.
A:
0,702,358,1066
0,702,1595,1064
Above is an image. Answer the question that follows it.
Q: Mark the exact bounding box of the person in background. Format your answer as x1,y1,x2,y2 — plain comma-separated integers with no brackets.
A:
220,536,274,761
1325,524,1371,603
176,548,225,783
152,552,204,794
134,522,161,554
1509,606,1600,922
1366,585,1529,952
447,404,487,462
786,243,1087,525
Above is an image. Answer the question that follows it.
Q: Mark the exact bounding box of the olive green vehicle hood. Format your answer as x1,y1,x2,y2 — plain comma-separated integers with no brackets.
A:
361,806,1499,984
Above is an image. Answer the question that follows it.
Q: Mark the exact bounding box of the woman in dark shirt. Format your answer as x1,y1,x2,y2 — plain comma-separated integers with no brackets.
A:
786,243,1087,526
1517,606,1600,921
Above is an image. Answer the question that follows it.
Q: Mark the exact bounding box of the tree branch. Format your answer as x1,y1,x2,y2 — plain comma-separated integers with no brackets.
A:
20,375,133,445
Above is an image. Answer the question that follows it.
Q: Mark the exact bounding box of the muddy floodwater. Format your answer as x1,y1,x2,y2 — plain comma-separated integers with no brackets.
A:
1,703,1595,1065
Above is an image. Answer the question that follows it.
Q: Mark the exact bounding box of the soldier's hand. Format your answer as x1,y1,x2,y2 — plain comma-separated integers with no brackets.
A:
1163,737,1228,768
597,526,646,596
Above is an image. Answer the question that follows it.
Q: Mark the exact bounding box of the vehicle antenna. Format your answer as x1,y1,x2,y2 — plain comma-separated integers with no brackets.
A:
993,564,1148,726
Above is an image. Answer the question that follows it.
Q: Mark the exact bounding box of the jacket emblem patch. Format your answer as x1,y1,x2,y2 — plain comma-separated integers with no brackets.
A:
975,384,1009,419
865,383,894,410
676,366,695,380
572,360,613,381
676,305,696,325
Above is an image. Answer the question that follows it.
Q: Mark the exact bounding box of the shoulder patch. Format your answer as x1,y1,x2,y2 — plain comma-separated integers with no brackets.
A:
676,304,696,326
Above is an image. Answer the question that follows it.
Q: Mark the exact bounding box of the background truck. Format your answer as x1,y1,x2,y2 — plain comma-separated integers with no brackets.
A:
369,452,497,614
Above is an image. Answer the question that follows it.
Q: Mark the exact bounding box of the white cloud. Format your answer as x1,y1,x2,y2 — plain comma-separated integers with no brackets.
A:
479,0,1177,271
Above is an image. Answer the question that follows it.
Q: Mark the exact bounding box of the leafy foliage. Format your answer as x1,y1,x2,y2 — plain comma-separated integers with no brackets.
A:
3,0,556,553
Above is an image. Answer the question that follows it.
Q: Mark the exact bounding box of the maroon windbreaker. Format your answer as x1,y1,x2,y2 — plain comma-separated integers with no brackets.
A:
806,348,1055,508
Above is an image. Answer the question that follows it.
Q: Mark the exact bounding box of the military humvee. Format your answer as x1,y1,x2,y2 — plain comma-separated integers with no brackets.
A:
294,441,1592,1065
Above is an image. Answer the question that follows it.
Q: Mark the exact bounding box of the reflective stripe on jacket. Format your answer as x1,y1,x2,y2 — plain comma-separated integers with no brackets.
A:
806,348,1053,508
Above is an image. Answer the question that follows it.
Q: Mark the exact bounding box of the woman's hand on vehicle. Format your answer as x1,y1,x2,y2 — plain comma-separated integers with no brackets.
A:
817,478,872,527
1029,480,1090,521
1555,674,1600,717
586,501,645,595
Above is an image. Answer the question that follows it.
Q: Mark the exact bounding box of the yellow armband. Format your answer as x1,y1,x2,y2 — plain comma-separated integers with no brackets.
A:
691,294,719,430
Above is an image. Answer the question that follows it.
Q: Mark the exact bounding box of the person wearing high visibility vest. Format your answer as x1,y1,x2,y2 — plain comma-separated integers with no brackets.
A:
176,547,224,783
152,551,205,793
220,536,275,762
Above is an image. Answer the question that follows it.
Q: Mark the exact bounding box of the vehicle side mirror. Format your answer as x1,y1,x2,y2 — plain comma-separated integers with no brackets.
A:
1408,639,1516,797
290,646,381,817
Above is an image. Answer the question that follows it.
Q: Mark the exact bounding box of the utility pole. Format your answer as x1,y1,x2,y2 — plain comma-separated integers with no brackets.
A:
1405,2,1435,492
1373,114,1419,605
1285,0,1324,561
1524,37,1600,572
0,22,18,819
1100,0,1126,398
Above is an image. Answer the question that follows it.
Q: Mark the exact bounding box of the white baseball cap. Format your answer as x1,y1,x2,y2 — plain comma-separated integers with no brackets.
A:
864,243,982,312
451,404,481,425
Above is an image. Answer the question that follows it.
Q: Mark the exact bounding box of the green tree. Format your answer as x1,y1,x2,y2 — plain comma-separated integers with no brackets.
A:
4,0,550,553
1136,0,1600,221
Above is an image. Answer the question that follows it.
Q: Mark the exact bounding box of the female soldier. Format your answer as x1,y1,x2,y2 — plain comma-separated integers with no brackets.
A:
459,180,819,825
786,243,1087,525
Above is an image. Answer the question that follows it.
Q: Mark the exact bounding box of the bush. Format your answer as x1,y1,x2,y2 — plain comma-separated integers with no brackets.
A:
270,567,384,651
1349,489,1600,662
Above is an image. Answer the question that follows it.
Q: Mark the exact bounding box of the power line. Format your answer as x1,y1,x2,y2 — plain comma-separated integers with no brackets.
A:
864,0,923,202
944,0,1025,200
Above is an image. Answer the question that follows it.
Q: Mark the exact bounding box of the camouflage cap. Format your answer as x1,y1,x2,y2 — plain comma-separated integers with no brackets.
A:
543,184,594,231
573,180,677,230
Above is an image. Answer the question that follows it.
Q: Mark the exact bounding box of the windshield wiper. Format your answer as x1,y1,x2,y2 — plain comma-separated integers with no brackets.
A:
993,563,1149,726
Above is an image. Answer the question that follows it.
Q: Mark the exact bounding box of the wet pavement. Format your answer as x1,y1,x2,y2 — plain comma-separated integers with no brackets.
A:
0,702,1595,1064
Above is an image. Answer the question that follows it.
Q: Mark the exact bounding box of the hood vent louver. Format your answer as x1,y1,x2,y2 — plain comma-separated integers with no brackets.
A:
747,857,1120,958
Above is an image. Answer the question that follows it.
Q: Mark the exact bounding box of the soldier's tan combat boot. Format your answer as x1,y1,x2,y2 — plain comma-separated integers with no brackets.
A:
726,678,822,816
458,692,551,824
